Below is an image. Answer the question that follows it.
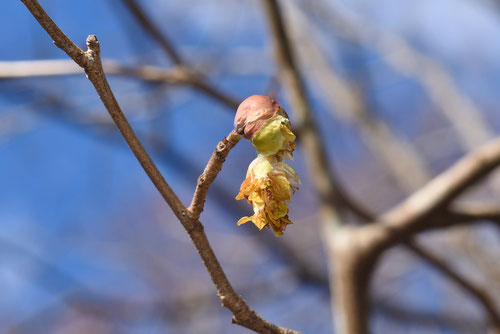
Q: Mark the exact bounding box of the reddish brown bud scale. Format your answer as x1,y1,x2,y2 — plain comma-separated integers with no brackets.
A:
234,95,288,139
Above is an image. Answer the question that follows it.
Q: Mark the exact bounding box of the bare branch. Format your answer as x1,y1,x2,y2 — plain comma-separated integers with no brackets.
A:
285,2,430,192
305,0,494,151
120,0,240,109
262,2,500,334
260,1,374,333
0,59,184,82
446,203,500,225
21,85,330,294
18,1,88,68
187,130,241,220
121,0,183,65
260,0,371,222
20,1,299,332
406,241,500,331
0,59,239,108
372,137,500,246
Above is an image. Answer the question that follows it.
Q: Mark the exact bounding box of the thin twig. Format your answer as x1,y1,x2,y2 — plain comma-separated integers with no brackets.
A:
120,0,240,109
121,0,183,65
16,84,329,293
187,130,241,220
406,241,500,331
20,1,299,332
0,59,184,82
446,203,500,225
0,59,239,108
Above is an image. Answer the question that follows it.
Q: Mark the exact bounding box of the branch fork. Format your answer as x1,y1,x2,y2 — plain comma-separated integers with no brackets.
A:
20,0,297,332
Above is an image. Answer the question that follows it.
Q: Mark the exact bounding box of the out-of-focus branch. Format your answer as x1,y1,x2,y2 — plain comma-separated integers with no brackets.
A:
286,6,500,328
261,1,374,333
304,0,494,151
305,2,500,295
406,241,500,332
20,1,299,333
375,299,487,333
120,0,240,109
260,0,371,222
446,203,500,225
285,2,430,192
265,1,496,333
121,0,183,65
370,137,500,246
0,59,239,108
262,2,500,334
0,59,189,82
344,142,500,330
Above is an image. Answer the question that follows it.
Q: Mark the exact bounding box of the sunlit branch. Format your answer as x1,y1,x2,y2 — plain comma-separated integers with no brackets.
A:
19,1,299,332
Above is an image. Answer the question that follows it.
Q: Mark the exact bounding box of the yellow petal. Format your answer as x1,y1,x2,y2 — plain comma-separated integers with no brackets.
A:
248,189,265,206
269,216,293,236
237,216,253,226
273,162,300,185
253,214,268,230
268,174,291,202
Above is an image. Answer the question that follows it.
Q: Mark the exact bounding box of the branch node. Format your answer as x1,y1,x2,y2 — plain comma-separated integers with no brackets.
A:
86,34,100,52
185,219,204,234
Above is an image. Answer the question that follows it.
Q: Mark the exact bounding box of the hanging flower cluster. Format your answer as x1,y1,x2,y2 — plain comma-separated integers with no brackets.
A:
234,95,300,236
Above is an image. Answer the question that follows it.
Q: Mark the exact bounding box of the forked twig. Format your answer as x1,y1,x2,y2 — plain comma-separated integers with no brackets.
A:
19,1,299,332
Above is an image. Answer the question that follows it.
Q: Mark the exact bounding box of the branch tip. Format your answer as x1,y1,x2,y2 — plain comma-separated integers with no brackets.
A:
86,34,100,53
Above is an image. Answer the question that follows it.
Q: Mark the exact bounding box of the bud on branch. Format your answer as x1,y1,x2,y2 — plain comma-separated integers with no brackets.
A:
234,95,300,236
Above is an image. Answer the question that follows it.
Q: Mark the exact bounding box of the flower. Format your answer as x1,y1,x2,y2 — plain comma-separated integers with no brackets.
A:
234,95,300,236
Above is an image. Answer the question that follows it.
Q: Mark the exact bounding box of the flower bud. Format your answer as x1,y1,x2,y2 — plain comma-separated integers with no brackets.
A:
234,95,288,139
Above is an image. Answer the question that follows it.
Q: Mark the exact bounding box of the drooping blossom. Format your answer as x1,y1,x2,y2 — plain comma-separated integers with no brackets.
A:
235,95,300,236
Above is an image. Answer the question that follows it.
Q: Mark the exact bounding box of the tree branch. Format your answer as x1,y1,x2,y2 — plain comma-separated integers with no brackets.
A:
121,0,183,65
305,0,495,151
406,241,500,331
261,2,500,334
20,1,299,332
0,59,239,108
120,0,240,109
260,0,371,222
16,84,330,295
261,1,372,333
446,203,500,225
187,130,241,220
285,2,430,192
371,137,500,247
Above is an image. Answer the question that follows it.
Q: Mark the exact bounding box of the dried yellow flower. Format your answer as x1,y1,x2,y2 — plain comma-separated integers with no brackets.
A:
235,96,300,236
